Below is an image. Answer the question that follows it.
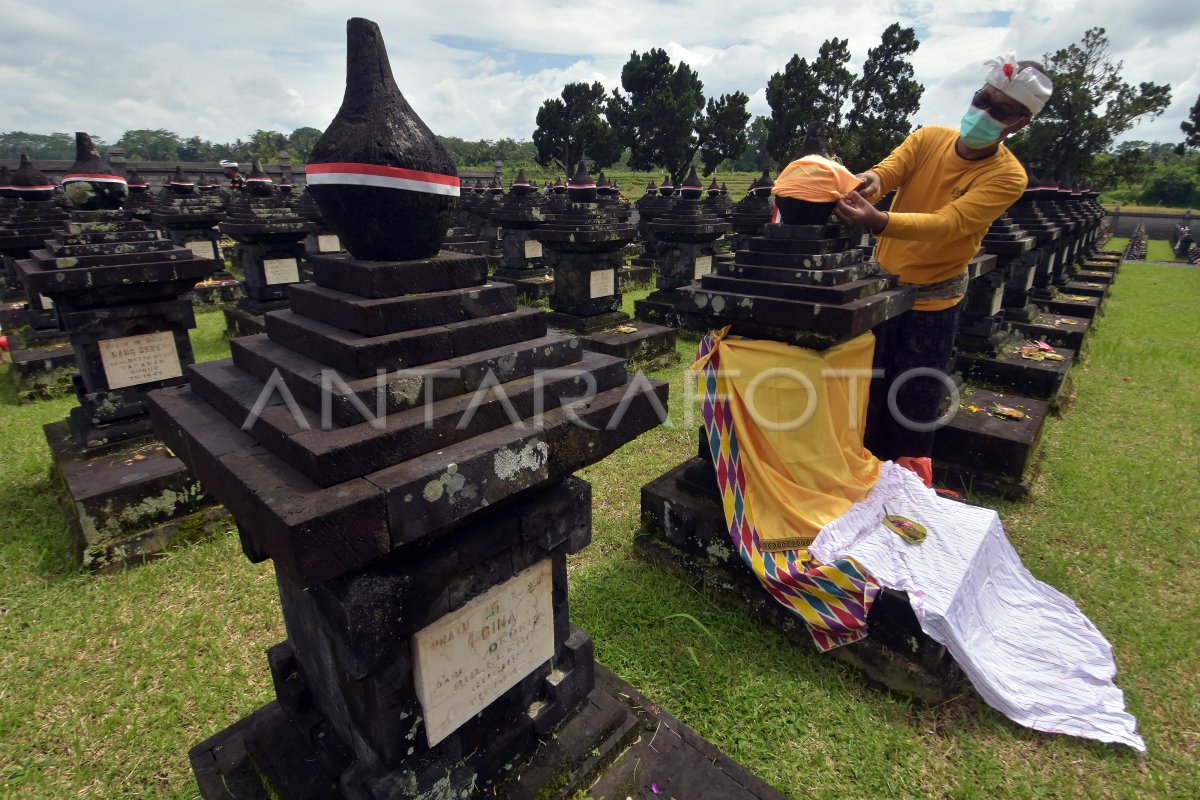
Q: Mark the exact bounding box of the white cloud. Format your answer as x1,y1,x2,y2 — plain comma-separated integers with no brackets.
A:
0,0,1195,154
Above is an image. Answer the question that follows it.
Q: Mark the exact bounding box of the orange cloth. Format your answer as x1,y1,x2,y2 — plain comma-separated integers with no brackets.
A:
772,155,862,202
691,329,881,550
868,126,1027,309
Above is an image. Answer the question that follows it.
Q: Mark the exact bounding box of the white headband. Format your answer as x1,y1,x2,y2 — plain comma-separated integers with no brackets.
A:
983,52,1053,115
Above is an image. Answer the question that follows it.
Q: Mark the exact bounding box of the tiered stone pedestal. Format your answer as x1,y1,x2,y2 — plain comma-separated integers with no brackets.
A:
639,453,960,703
149,242,684,799
20,209,221,569
220,195,315,338
634,197,731,328
537,198,679,372
491,191,553,302
637,217,962,701
1,201,76,393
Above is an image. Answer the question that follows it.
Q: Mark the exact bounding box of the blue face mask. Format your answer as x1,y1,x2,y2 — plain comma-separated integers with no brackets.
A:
959,106,1008,149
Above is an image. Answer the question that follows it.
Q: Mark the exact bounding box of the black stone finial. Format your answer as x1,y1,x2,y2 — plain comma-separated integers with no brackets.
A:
62,131,128,209
658,175,674,196
706,178,720,197
567,165,597,203
510,168,534,196
12,153,56,201
246,159,275,197
643,180,657,197
169,165,195,194
679,166,703,200
307,17,459,260
750,168,774,197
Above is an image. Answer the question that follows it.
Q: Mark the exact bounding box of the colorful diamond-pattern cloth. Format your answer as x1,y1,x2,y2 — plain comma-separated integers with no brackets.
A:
694,331,880,652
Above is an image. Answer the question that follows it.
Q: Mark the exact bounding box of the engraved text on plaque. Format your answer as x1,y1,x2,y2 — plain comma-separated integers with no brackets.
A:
412,560,554,746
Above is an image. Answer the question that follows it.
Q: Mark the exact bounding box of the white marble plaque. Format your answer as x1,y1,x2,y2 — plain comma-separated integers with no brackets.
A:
99,331,182,390
523,239,543,259
412,560,554,746
185,239,216,259
263,257,301,285
317,234,341,253
589,269,616,299
39,294,54,310
693,254,713,279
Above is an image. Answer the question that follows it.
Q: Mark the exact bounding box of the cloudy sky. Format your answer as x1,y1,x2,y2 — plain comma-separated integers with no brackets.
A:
2,0,1197,157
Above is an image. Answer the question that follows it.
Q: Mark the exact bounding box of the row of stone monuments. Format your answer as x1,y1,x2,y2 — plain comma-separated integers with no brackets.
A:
0,15,1118,796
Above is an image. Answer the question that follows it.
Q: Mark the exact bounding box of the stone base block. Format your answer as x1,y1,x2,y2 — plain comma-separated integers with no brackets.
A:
223,305,269,338
955,345,1075,404
638,459,963,704
1074,269,1114,285
577,322,680,372
189,658,785,800
44,419,225,572
1034,294,1102,319
1011,313,1091,357
618,264,654,288
490,270,555,302
932,387,1051,499
633,291,680,328
543,309,631,335
7,340,76,403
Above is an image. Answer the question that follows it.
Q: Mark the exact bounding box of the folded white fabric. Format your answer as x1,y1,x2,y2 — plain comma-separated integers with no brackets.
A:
811,462,1146,752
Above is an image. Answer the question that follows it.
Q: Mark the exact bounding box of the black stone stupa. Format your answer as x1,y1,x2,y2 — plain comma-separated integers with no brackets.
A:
18,131,220,570
146,18,775,800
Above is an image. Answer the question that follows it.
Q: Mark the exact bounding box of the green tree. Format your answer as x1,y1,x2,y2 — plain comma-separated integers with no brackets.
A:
250,129,289,162
0,131,88,159
697,91,751,175
1139,163,1199,206
178,136,219,162
116,129,183,161
1009,27,1171,184
532,82,622,175
609,49,747,181
843,23,924,170
731,115,770,171
764,55,822,167
1181,93,1200,150
287,127,323,162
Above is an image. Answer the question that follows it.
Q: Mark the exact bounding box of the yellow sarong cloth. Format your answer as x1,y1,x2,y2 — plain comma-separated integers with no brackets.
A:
692,329,881,550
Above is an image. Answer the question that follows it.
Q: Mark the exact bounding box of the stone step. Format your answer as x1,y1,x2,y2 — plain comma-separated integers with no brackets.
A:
188,348,631,487
287,280,518,337
56,229,161,245
699,273,894,304
1063,280,1109,298
678,283,915,343
231,330,585,428
1034,294,1101,319
1074,269,1114,285
147,375,668,587
933,387,1051,495
46,237,175,257
720,257,875,285
731,247,864,271
1010,313,1092,353
264,306,547,379
955,344,1076,401
744,235,851,255
310,250,488,297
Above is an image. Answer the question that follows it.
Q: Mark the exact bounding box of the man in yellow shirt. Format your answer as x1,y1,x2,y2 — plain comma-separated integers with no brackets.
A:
834,55,1053,485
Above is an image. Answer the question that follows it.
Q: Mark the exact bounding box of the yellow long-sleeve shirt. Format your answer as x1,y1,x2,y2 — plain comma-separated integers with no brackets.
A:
869,126,1027,310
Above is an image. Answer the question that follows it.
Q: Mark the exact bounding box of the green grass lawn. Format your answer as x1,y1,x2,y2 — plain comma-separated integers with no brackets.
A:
1105,237,1186,263
1,270,1198,798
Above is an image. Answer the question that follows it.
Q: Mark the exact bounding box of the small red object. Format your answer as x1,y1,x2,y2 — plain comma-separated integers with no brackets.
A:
1002,62,1014,78
0,335,8,353
895,456,933,489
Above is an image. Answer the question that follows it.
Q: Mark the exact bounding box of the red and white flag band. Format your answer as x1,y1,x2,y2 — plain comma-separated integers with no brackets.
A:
62,173,128,185
306,162,460,197
13,185,56,192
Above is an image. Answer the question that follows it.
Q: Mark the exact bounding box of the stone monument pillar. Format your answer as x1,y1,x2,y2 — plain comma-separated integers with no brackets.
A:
490,168,551,300
19,132,220,570
724,169,775,264
634,166,732,328
220,158,316,337
637,200,965,701
534,167,678,370
149,20,778,799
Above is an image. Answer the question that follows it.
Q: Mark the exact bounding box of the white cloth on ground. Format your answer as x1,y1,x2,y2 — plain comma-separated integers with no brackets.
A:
810,461,1146,752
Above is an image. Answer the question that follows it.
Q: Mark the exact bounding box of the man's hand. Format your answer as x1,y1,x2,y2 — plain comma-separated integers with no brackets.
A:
853,171,882,201
836,190,889,234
